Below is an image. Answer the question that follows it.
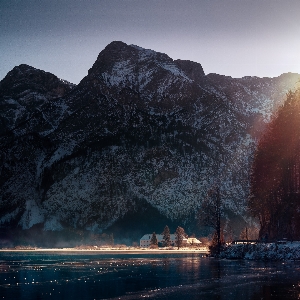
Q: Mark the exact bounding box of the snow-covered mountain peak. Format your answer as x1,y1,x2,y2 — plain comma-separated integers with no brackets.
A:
84,41,204,92
1,41,300,244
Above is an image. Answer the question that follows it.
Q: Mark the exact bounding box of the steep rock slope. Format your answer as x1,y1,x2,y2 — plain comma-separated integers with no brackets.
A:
0,41,299,240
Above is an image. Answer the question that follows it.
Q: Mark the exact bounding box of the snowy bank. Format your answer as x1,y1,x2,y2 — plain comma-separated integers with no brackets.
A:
220,242,300,260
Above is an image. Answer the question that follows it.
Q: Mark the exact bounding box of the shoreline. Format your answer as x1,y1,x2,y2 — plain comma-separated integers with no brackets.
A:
0,247,209,254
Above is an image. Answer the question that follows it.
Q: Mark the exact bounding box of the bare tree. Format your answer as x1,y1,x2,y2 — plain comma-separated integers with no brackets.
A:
240,226,259,241
240,227,249,242
198,187,223,254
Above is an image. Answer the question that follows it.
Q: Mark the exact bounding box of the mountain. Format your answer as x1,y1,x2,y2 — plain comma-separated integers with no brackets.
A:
0,41,299,245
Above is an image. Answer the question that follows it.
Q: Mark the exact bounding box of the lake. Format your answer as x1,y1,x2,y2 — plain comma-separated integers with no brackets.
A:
0,251,300,299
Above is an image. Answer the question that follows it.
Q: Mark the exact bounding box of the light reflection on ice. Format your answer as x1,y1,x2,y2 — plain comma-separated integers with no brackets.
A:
0,253,299,299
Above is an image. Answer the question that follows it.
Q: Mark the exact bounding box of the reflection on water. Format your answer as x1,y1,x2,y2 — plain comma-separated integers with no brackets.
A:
0,252,299,299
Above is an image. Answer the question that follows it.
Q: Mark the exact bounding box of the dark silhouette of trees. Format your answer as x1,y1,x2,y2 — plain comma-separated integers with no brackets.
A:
239,227,259,241
162,225,171,247
198,187,224,254
249,89,300,240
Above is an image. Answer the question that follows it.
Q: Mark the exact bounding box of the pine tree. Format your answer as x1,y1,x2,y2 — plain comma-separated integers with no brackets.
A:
162,225,171,247
249,89,300,240
150,232,158,248
175,226,186,249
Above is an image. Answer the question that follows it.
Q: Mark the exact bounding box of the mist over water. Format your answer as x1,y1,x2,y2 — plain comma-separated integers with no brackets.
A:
0,252,300,299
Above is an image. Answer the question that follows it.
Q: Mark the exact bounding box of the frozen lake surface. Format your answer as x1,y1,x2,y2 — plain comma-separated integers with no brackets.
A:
0,251,300,299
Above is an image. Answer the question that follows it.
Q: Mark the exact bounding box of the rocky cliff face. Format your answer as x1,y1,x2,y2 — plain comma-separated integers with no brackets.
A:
1,41,299,242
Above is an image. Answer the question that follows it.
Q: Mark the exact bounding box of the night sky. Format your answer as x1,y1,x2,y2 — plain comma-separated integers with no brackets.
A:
1,0,300,84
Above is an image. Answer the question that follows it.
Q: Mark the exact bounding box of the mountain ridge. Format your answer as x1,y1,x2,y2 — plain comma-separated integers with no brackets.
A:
1,41,300,244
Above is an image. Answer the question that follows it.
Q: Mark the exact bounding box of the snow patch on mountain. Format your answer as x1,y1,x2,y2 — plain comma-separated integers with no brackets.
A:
18,200,44,229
